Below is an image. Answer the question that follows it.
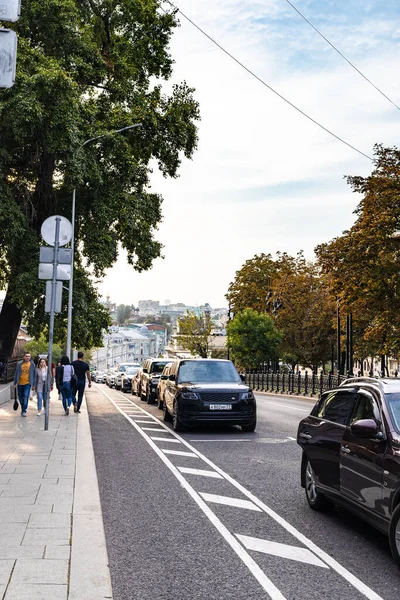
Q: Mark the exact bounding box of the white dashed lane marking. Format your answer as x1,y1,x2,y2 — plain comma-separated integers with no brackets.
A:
177,467,224,479
141,427,168,432
236,534,329,568
162,449,199,458
199,493,262,512
150,437,181,443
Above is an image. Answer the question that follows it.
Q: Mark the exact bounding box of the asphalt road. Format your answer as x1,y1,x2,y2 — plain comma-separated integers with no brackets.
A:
86,385,400,600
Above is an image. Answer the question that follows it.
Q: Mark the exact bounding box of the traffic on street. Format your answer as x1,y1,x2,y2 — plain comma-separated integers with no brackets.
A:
86,382,400,600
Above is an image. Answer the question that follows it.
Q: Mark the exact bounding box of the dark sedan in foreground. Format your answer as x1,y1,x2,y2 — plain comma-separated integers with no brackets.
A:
297,377,400,567
163,359,256,433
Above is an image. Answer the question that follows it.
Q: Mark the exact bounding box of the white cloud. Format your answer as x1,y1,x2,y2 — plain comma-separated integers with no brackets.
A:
95,0,400,307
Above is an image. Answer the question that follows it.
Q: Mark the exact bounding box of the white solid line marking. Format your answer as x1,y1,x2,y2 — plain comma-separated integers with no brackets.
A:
141,427,166,432
150,437,181,444
287,437,296,441
236,534,328,568
199,493,262,512
132,420,156,424
258,400,309,413
177,467,223,479
100,387,286,600
162,449,199,458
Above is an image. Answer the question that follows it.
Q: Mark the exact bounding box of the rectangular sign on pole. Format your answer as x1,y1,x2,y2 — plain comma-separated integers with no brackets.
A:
0,0,21,22
39,263,71,280
40,247,72,264
45,281,62,313
0,28,17,88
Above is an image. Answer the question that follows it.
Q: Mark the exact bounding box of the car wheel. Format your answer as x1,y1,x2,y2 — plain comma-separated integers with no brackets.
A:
172,403,185,432
241,417,256,432
146,389,153,404
389,503,400,567
157,395,163,410
304,459,329,511
163,402,172,422
140,388,147,402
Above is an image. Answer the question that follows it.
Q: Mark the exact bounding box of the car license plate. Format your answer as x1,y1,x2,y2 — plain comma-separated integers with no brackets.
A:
210,404,232,410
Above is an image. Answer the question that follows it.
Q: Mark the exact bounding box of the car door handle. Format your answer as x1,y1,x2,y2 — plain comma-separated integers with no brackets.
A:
341,446,351,454
299,433,312,439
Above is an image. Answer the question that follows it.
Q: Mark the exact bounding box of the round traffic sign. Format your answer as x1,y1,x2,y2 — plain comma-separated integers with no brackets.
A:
41,216,72,247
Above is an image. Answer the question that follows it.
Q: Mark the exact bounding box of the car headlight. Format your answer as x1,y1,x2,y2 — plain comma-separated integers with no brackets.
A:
240,391,254,400
181,392,199,400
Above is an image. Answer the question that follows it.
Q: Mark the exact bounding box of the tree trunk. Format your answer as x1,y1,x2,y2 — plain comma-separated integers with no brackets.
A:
0,287,22,362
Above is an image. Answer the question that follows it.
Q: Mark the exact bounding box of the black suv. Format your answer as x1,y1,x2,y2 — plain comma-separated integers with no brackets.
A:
162,359,256,432
140,359,171,404
297,377,400,567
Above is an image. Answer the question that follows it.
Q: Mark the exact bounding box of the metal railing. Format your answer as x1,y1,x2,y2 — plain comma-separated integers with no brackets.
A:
244,371,349,397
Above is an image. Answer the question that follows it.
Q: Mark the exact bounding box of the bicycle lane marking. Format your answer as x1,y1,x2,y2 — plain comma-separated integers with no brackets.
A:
96,386,384,600
97,386,286,600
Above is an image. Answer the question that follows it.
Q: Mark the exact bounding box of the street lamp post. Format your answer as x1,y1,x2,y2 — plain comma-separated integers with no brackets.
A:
66,124,142,359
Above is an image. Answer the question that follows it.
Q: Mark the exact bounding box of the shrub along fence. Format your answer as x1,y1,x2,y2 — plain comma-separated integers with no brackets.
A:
244,371,350,397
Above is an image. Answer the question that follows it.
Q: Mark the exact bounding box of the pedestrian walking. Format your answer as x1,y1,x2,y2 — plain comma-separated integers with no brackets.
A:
71,351,92,413
57,356,76,416
33,358,48,416
13,352,35,416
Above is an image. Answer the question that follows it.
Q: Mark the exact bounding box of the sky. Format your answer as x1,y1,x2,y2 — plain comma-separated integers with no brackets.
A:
27,1,400,309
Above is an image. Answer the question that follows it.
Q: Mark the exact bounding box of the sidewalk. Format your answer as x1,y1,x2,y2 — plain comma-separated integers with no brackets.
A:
0,390,113,600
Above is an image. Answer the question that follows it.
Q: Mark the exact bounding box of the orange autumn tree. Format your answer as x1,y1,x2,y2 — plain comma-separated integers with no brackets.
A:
316,145,400,363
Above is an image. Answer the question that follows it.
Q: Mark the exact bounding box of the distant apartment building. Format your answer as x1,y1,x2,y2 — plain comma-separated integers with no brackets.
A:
138,300,160,314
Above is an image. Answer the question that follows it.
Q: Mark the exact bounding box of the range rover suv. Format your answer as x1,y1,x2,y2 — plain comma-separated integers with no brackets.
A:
162,359,256,432
140,359,171,404
297,377,400,567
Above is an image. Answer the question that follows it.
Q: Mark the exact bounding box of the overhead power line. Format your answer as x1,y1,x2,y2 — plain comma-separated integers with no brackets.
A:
163,1,373,161
283,0,400,112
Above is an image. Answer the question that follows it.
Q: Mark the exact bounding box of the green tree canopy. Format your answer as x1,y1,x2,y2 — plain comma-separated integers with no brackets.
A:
0,0,200,359
177,311,212,358
226,252,336,369
227,309,282,370
24,333,63,365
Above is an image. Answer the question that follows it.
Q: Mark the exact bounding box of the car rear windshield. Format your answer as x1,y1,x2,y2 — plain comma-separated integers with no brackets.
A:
150,362,169,374
178,361,241,384
386,393,400,433
126,367,138,375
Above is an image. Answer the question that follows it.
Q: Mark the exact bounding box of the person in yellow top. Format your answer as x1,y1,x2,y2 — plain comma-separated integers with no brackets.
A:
13,352,36,417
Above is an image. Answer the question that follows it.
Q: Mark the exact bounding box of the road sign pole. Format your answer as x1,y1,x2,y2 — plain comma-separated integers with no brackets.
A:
66,188,75,359
45,217,61,431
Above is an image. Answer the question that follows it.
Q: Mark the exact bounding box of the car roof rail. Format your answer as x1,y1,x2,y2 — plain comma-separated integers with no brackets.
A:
340,376,387,390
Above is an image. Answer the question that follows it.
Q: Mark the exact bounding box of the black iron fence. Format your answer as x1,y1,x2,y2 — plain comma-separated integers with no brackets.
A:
244,371,350,397
0,358,20,385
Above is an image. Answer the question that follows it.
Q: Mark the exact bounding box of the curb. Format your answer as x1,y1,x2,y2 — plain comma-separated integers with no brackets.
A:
254,390,318,403
69,396,113,600
0,383,11,406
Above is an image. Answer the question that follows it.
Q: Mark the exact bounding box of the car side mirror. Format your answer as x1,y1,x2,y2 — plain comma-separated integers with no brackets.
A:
142,368,148,374
350,419,380,438
169,374,176,381
160,375,167,380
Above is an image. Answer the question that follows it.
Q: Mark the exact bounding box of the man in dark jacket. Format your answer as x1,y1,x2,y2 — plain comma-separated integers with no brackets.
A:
13,352,36,416
71,352,92,413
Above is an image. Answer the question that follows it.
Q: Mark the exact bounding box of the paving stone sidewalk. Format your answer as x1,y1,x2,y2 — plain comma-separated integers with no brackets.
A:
0,390,113,600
